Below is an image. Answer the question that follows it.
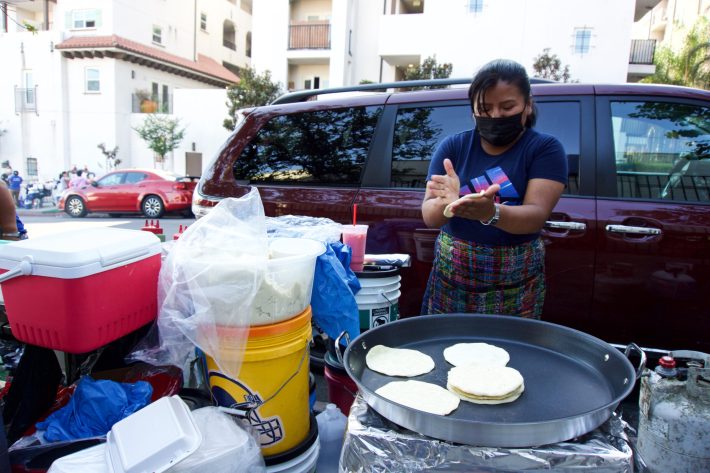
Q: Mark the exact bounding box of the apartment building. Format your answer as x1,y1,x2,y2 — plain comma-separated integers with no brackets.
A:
629,0,710,81
0,0,249,181
252,0,659,93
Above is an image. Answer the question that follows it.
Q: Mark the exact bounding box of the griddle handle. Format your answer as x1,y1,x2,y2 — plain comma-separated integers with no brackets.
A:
624,343,646,380
335,331,350,366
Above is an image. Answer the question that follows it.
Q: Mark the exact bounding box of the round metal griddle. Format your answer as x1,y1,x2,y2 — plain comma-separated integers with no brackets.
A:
344,314,642,448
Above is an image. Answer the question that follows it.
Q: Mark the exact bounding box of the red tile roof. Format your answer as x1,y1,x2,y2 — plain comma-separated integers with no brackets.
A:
56,35,239,84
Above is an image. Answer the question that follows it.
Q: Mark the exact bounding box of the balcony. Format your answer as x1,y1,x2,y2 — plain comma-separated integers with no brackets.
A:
629,39,656,65
627,39,656,81
288,22,330,50
131,94,172,114
14,87,38,114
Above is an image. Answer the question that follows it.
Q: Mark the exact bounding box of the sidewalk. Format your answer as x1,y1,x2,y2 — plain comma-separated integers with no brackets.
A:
15,202,62,218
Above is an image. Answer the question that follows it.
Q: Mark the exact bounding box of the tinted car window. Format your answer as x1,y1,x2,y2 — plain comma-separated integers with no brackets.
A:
391,105,472,188
98,173,123,186
124,172,148,184
611,101,710,202
535,101,582,195
234,106,383,186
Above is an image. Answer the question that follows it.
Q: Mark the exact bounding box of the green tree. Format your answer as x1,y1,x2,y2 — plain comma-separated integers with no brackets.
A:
133,115,185,166
223,67,283,131
641,18,710,90
401,56,453,90
532,48,571,82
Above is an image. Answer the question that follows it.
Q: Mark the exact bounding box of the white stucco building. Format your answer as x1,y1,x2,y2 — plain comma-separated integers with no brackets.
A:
252,0,662,93
0,0,249,182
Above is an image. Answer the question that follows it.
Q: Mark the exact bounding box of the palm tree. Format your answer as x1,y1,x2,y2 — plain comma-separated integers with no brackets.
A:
642,18,710,90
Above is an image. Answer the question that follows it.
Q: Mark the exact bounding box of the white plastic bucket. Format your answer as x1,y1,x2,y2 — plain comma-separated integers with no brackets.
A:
355,268,401,332
265,434,320,473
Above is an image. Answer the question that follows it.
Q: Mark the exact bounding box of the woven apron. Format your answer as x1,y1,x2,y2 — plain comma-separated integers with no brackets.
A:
421,232,545,319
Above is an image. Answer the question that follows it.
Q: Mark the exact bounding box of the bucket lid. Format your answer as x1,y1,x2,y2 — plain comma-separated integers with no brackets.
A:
355,266,400,279
0,228,160,272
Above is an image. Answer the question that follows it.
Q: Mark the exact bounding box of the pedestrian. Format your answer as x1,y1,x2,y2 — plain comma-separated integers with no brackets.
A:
69,169,88,189
421,59,568,319
54,171,70,204
7,170,23,207
0,180,28,240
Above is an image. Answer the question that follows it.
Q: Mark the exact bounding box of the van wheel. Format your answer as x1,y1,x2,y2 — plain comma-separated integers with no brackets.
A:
142,195,165,218
65,196,87,218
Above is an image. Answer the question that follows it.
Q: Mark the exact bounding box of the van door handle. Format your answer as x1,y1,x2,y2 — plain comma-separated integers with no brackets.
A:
545,221,586,231
605,224,662,236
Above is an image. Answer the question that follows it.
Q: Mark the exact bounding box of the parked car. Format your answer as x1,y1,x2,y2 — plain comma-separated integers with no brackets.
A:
193,79,710,353
59,168,196,218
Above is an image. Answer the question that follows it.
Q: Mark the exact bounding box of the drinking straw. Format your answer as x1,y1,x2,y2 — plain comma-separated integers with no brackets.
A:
353,204,358,226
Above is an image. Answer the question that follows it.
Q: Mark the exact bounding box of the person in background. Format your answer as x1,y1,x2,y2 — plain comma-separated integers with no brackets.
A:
421,59,567,319
7,171,23,207
54,171,70,204
70,169,88,189
0,181,27,240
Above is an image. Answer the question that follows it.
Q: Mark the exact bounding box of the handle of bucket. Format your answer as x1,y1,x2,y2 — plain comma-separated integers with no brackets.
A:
335,331,350,366
0,257,33,284
237,339,310,418
381,291,394,307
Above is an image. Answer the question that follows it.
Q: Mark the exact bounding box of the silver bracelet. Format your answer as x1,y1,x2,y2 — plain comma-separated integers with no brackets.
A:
480,203,500,226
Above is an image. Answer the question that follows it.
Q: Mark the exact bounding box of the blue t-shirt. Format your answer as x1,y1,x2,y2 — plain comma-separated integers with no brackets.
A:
426,128,567,246
8,175,22,191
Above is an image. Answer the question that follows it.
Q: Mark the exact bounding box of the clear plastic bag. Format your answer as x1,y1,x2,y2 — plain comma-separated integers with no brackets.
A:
266,215,342,243
129,188,268,380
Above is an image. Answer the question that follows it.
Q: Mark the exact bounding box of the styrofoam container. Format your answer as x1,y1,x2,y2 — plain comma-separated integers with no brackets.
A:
106,396,202,473
0,228,161,353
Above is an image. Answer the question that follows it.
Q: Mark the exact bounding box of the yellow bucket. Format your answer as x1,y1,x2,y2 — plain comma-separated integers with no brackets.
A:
205,306,312,457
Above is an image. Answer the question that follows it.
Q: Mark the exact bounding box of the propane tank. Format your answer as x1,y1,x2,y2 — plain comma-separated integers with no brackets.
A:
637,350,710,472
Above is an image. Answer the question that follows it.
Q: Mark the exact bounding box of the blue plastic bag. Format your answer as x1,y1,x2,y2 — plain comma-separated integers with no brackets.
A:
36,376,153,442
310,242,361,345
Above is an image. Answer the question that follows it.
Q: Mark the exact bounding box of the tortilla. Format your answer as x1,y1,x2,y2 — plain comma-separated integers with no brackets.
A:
447,364,524,404
447,382,525,405
375,380,460,415
366,345,435,377
443,342,510,367
443,192,482,218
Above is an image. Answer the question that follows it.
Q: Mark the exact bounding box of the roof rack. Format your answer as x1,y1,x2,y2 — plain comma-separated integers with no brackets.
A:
271,77,556,105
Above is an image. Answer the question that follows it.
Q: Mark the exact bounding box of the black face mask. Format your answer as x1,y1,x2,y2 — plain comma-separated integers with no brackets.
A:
474,112,525,147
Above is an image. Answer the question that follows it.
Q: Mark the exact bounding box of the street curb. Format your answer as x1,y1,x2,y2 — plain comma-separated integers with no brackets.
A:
16,207,62,217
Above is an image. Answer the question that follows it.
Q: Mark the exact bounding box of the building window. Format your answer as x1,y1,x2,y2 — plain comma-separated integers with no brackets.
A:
223,20,236,50
85,68,100,93
467,0,483,13
574,28,592,54
241,0,252,14
200,13,207,31
71,10,98,29
152,25,162,44
26,158,38,177
246,31,252,57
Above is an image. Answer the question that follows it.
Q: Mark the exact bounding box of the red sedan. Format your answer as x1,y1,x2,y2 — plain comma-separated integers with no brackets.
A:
59,169,197,218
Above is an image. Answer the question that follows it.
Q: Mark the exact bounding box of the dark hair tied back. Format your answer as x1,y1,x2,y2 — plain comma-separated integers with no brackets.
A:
468,59,536,128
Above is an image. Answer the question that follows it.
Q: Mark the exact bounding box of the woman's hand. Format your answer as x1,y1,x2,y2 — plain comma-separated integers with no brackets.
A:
445,183,501,222
425,159,460,204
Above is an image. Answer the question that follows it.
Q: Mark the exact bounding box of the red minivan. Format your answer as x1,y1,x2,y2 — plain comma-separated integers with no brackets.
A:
194,81,710,353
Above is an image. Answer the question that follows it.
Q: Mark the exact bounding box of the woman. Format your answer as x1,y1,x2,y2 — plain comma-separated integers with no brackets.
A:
421,59,567,319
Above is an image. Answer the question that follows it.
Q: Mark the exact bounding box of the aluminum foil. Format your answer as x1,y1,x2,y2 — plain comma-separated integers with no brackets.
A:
340,394,633,473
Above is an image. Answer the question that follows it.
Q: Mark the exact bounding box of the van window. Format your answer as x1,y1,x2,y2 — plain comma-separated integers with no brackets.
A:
391,105,472,188
611,101,710,202
234,106,383,186
535,101,582,196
